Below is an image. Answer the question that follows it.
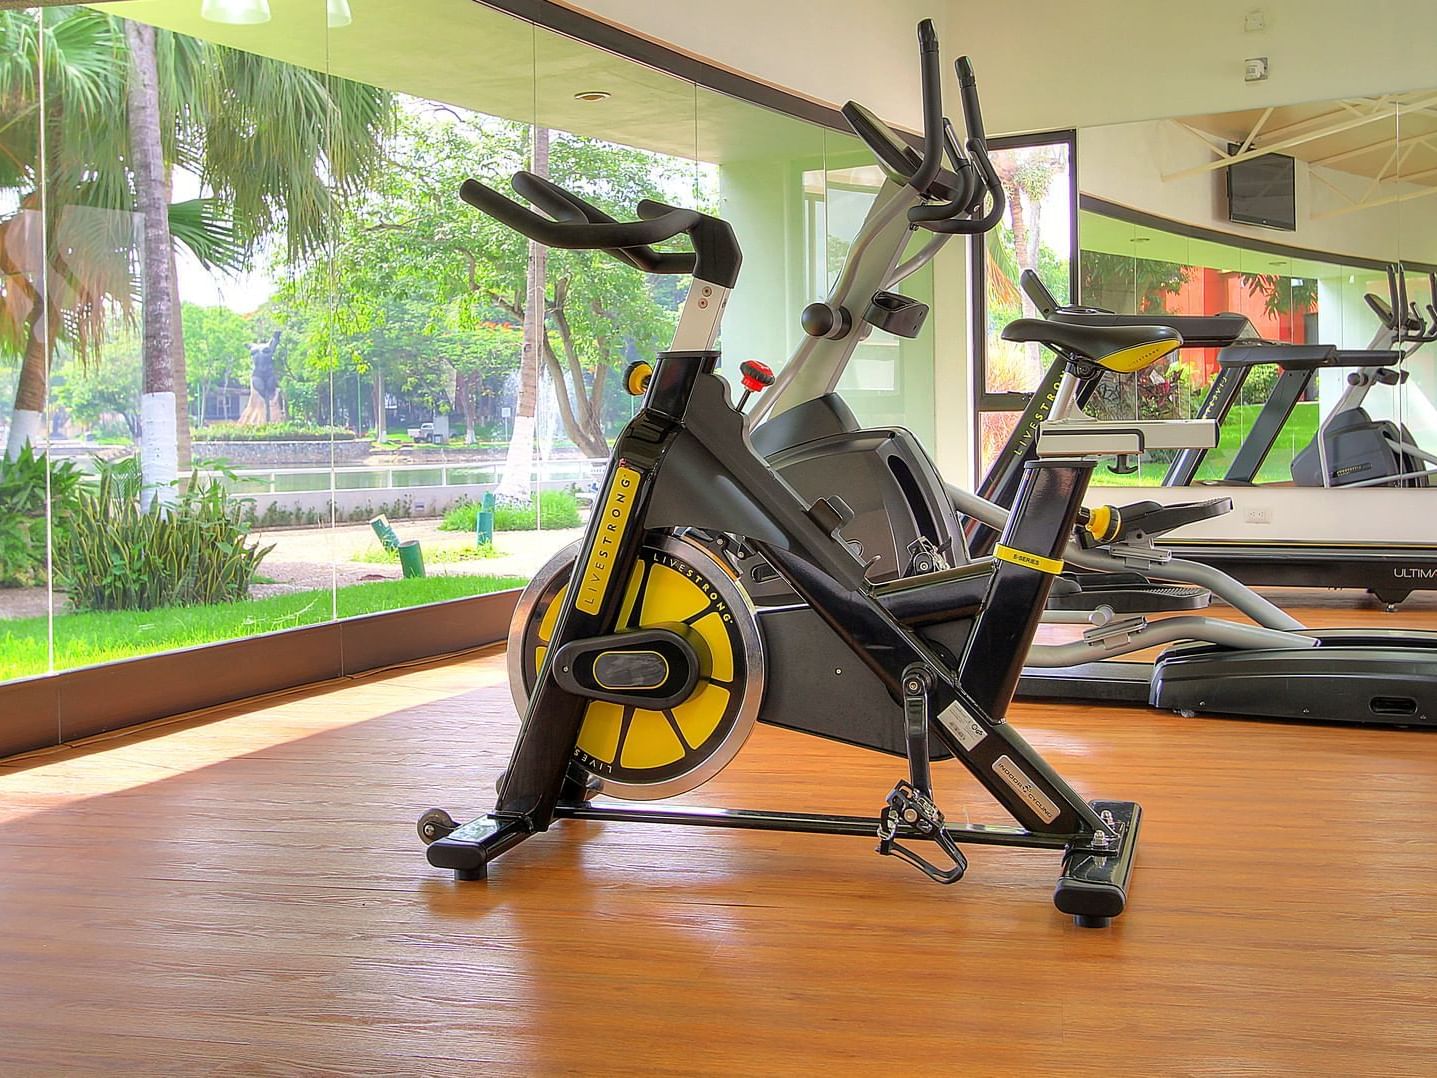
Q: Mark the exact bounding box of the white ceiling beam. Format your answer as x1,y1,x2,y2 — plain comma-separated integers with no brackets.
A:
1308,167,1357,207
1390,160,1437,185
1236,107,1274,157
1310,138,1403,167
1258,96,1388,142
1163,93,1437,182
1170,120,1230,155
1312,181,1437,220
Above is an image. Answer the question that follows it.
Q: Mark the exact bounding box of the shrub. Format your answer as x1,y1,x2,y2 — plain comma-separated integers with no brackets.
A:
59,458,274,612
440,489,582,533
1242,361,1281,404
195,422,358,442
0,446,82,587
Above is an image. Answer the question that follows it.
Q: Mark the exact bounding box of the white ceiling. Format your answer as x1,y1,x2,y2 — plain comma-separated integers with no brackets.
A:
100,0,834,165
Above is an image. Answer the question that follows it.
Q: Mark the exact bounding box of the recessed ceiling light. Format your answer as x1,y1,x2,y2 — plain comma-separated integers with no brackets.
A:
574,91,611,102
201,0,272,25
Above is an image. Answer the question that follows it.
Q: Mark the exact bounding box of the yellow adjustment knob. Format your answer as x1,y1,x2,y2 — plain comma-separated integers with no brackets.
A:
1085,504,1121,543
625,361,653,397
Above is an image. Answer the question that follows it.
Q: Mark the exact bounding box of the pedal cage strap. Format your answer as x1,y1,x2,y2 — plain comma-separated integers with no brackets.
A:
876,780,968,885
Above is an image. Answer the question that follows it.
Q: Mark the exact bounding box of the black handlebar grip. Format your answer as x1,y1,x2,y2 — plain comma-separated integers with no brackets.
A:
459,178,699,252
917,17,938,51
909,20,945,196
954,56,985,140
511,172,651,273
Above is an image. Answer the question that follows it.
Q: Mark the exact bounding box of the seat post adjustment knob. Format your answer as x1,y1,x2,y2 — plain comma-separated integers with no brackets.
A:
735,360,775,412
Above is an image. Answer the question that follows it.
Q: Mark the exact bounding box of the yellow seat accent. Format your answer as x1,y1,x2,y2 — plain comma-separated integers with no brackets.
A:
619,709,685,768
535,645,547,670
1097,338,1181,374
671,684,729,749
576,701,625,764
690,611,734,682
640,562,710,624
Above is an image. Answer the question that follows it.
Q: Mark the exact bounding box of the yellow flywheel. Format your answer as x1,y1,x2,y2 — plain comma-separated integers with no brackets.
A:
507,533,764,800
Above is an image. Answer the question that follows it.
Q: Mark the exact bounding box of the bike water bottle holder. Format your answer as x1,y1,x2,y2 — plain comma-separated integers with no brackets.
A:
864,291,930,339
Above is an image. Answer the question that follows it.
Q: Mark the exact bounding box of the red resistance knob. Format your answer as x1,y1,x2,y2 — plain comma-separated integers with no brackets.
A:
739,360,775,393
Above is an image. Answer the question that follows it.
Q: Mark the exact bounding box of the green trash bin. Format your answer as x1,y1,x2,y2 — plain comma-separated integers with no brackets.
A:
397,539,426,579
476,492,496,546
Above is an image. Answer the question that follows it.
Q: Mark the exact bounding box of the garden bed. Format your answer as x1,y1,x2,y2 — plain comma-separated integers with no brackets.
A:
0,574,525,681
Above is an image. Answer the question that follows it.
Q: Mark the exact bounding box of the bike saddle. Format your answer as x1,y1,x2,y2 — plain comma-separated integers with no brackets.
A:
1002,318,1181,373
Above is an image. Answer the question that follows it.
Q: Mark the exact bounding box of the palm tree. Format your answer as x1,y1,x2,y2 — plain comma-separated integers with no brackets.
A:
1,8,393,496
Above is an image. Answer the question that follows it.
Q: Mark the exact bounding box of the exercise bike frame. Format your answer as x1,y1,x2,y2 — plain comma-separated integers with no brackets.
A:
426,344,1142,926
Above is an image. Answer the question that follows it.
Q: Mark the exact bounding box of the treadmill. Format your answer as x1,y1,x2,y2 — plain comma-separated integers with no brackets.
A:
1161,268,1437,607
992,269,1437,608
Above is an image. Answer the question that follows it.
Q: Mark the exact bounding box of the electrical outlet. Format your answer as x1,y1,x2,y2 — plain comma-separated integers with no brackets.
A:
1245,56,1270,82
1245,10,1266,32
1244,507,1272,525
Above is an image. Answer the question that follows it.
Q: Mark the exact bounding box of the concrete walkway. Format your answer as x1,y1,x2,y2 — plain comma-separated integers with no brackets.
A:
251,520,583,596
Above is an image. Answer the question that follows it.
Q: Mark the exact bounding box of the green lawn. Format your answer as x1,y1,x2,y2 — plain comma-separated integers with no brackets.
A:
0,574,526,682
1088,401,1318,488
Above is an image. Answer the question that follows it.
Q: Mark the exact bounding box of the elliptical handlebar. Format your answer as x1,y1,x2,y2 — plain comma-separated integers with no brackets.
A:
902,47,1005,235
954,55,985,141
458,174,741,287
908,18,946,198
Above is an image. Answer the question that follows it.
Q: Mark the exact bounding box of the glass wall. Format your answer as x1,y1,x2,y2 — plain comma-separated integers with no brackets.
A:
974,134,1075,477
1060,88,1437,496
0,0,888,689
1072,209,1392,486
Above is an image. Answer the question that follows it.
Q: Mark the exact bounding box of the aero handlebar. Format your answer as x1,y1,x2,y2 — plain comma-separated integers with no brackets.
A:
459,177,699,254
458,173,740,286
509,171,696,275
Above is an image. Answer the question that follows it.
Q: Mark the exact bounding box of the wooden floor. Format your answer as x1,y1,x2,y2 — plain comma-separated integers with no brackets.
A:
3,590,1437,1074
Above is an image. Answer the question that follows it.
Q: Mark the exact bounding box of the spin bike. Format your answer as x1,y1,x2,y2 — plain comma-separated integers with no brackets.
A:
419,20,1142,927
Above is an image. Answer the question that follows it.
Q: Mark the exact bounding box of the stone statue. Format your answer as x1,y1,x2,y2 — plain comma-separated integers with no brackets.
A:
238,330,285,425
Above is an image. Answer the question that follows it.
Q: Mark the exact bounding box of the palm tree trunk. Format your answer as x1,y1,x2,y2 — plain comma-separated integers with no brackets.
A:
371,368,386,441
169,239,192,473
125,20,179,509
495,124,548,506
5,306,50,460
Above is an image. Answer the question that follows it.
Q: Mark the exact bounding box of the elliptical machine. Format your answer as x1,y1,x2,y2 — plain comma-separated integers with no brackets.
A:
420,21,1143,928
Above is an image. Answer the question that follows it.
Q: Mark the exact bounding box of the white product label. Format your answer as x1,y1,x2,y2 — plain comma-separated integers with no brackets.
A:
992,755,1060,823
938,701,987,752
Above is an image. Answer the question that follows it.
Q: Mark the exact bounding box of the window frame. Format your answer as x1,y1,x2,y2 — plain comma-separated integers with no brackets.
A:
968,129,1079,480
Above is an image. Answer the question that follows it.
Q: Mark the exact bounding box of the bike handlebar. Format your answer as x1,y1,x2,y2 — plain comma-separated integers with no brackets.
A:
458,174,740,286
460,177,698,252
509,171,696,275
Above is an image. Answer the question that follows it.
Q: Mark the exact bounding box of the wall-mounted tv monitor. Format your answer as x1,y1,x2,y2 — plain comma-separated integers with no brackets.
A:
1226,144,1297,231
